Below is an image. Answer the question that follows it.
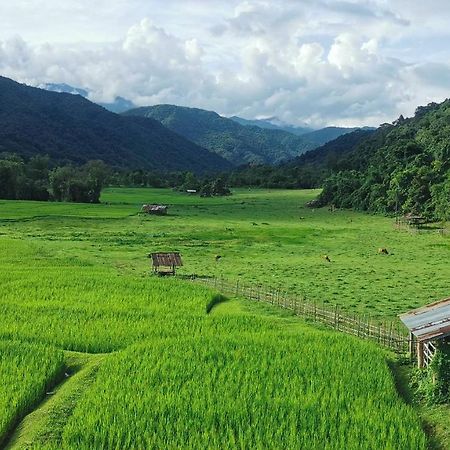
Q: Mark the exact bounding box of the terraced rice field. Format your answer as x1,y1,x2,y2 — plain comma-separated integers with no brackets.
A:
0,188,448,448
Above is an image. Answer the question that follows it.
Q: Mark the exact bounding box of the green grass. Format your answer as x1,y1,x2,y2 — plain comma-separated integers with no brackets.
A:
0,341,64,448
6,352,107,450
0,187,448,448
2,188,448,318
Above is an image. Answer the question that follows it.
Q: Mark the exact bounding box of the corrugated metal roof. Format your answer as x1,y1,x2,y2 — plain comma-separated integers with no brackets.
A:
150,252,183,267
399,297,450,341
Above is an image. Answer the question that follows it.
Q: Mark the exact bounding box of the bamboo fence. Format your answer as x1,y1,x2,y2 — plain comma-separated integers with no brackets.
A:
193,276,411,354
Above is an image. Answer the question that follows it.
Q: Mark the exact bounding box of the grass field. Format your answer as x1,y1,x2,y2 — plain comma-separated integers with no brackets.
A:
0,188,448,448
2,187,449,318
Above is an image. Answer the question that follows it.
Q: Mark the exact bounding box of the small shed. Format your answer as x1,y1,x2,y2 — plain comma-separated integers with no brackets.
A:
149,252,183,275
142,204,168,215
400,297,450,367
404,213,426,228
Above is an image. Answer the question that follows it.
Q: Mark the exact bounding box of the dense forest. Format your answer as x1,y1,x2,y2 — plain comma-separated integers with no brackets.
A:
318,102,450,220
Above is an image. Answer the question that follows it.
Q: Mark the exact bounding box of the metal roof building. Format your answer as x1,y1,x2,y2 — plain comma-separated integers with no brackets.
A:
400,297,450,367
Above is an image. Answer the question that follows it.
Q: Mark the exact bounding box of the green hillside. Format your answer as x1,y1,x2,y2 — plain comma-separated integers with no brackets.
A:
0,77,230,174
319,101,450,219
124,104,316,165
227,129,374,188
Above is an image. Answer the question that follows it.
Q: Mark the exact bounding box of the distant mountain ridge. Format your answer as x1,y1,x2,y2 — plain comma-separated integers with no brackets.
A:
302,127,362,146
123,105,317,165
231,115,372,145
40,83,136,113
0,76,230,173
229,116,313,136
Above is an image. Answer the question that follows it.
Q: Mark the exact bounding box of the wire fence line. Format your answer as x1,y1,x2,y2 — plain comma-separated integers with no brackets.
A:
192,276,411,354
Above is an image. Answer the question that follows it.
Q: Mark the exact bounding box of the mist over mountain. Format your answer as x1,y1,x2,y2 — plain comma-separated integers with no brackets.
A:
40,83,136,114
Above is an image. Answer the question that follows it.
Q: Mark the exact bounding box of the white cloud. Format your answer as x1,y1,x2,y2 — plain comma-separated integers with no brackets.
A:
1,1,450,127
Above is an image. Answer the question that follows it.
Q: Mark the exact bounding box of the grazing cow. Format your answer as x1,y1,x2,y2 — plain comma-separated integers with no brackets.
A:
323,255,331,262
215,255,222,262
378,248,389,255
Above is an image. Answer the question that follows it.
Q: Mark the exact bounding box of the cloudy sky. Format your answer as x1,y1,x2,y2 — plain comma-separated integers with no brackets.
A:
1,0,450,127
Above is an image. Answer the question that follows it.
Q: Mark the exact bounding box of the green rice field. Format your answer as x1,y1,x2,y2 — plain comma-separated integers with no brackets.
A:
0,188,448,448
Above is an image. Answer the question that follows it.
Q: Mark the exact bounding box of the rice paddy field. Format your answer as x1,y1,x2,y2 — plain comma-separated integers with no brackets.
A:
0,188,449,449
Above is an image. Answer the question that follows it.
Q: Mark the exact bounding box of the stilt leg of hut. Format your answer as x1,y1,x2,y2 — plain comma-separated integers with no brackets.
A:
417,341,424,368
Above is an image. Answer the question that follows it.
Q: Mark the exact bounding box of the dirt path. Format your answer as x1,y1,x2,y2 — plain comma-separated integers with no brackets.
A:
5,351,108,450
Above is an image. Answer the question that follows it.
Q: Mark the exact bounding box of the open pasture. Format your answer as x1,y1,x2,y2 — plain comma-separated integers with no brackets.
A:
2,187,448,318
0,188,447,448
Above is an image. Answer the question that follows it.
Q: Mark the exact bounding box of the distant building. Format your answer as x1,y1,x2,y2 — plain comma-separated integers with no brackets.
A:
141,204,168,215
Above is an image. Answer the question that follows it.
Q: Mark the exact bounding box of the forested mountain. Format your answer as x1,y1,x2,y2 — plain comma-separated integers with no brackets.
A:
319,102,450,219
0,76,230,173
225,129,374,188
123,105,316,165
229,116,313,136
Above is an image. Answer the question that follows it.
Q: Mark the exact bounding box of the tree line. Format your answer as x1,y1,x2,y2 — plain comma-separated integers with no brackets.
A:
0,153,109,203
0,154,231,203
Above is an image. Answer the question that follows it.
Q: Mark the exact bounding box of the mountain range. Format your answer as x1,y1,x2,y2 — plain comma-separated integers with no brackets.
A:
38,82,374,167
123,105,317,165
0,76,229,173
0,76,378,175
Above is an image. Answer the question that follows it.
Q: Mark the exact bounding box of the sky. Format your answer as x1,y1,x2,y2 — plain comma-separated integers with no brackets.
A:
1,0,450,127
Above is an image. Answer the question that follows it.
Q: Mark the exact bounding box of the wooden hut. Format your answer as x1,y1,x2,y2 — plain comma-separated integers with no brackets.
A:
404,213,426,228
141,204,168,215
400,297,450,368
149,252,183,276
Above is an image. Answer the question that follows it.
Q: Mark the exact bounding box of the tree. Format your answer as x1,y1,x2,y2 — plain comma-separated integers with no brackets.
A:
0,154,24,199
83,160,110,203
49,166,74,202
